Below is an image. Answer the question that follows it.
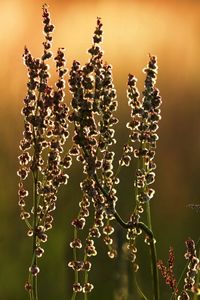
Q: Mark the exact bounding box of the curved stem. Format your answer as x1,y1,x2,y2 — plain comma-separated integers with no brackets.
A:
93,172,159,299
114,210,159,300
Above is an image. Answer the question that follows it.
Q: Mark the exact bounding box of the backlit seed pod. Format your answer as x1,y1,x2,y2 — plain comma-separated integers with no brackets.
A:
19,139,31,151
18,199,25,207
130,132,140,142
80,207,89,218
83,261,92,271
68,261,84,271
27,229,33,237
95,218,104,227
18,152,32,165
18,186,29,198
40,233,48,243
70,238,82,249
86,245,97,257
20,211,30,220
129,252,136,263
83,283,94,293
133,263,139,272
120,155,131,167
103,225,114,235
24,281,32,292
127,244,137,253
17,168,29,180
35,246,44,258
107,249,117,259
29,265,40,276
72,283,82,293
126,229,137,240
44,223,52,231
145,172,155,185
89,227,101,238
177,291,190,300
86,239,94,246
103,236,113,245
144,236,151,246
61,155,72,169
71,218,86,230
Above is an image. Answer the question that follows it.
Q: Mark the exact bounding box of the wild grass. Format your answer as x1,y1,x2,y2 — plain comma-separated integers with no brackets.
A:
17,4,200,300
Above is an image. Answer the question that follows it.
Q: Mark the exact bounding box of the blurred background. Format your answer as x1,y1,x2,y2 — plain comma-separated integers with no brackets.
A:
1,0,200,299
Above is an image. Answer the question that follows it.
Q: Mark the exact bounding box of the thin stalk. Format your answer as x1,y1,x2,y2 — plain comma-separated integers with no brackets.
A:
28,75,42,300
84,268,88,300
71,228,78,300
146,201,152,230
144,197,159,300
30,171,39,300
71,292,77,300
28,271,33,300
149,236,159,300
32,275,38,300
140,137,159,300
135,277,148,300
146,200,159,300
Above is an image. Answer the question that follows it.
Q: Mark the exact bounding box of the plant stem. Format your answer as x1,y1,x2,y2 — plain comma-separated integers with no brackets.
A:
146,201,152,230
93,172,160,299
31,172,39,300
32,275,38,300
145,200,159,300
71,292,77,300
71,228,78,300
149,235,159,300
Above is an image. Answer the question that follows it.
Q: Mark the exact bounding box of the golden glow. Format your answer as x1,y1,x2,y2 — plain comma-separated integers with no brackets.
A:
0,0,199,107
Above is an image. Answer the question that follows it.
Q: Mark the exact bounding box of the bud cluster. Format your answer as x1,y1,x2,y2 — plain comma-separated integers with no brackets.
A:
157,247,178,295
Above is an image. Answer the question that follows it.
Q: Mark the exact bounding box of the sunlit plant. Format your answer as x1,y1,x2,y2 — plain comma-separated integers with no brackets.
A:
17,5,200,300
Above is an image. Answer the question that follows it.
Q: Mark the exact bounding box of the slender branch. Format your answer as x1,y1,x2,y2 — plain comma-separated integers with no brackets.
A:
145,200,159,300
31,171,39,300
149,237,159,300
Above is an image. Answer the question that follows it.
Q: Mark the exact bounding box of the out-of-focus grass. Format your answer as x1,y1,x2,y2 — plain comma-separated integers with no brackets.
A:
1,0,200,298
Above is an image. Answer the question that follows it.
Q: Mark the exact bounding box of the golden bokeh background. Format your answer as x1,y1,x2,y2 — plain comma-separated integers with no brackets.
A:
1,0,200,299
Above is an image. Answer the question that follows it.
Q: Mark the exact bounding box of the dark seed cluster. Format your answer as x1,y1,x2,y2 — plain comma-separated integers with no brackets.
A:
17,4,70,291
157,247,178,295
158,240,200,300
